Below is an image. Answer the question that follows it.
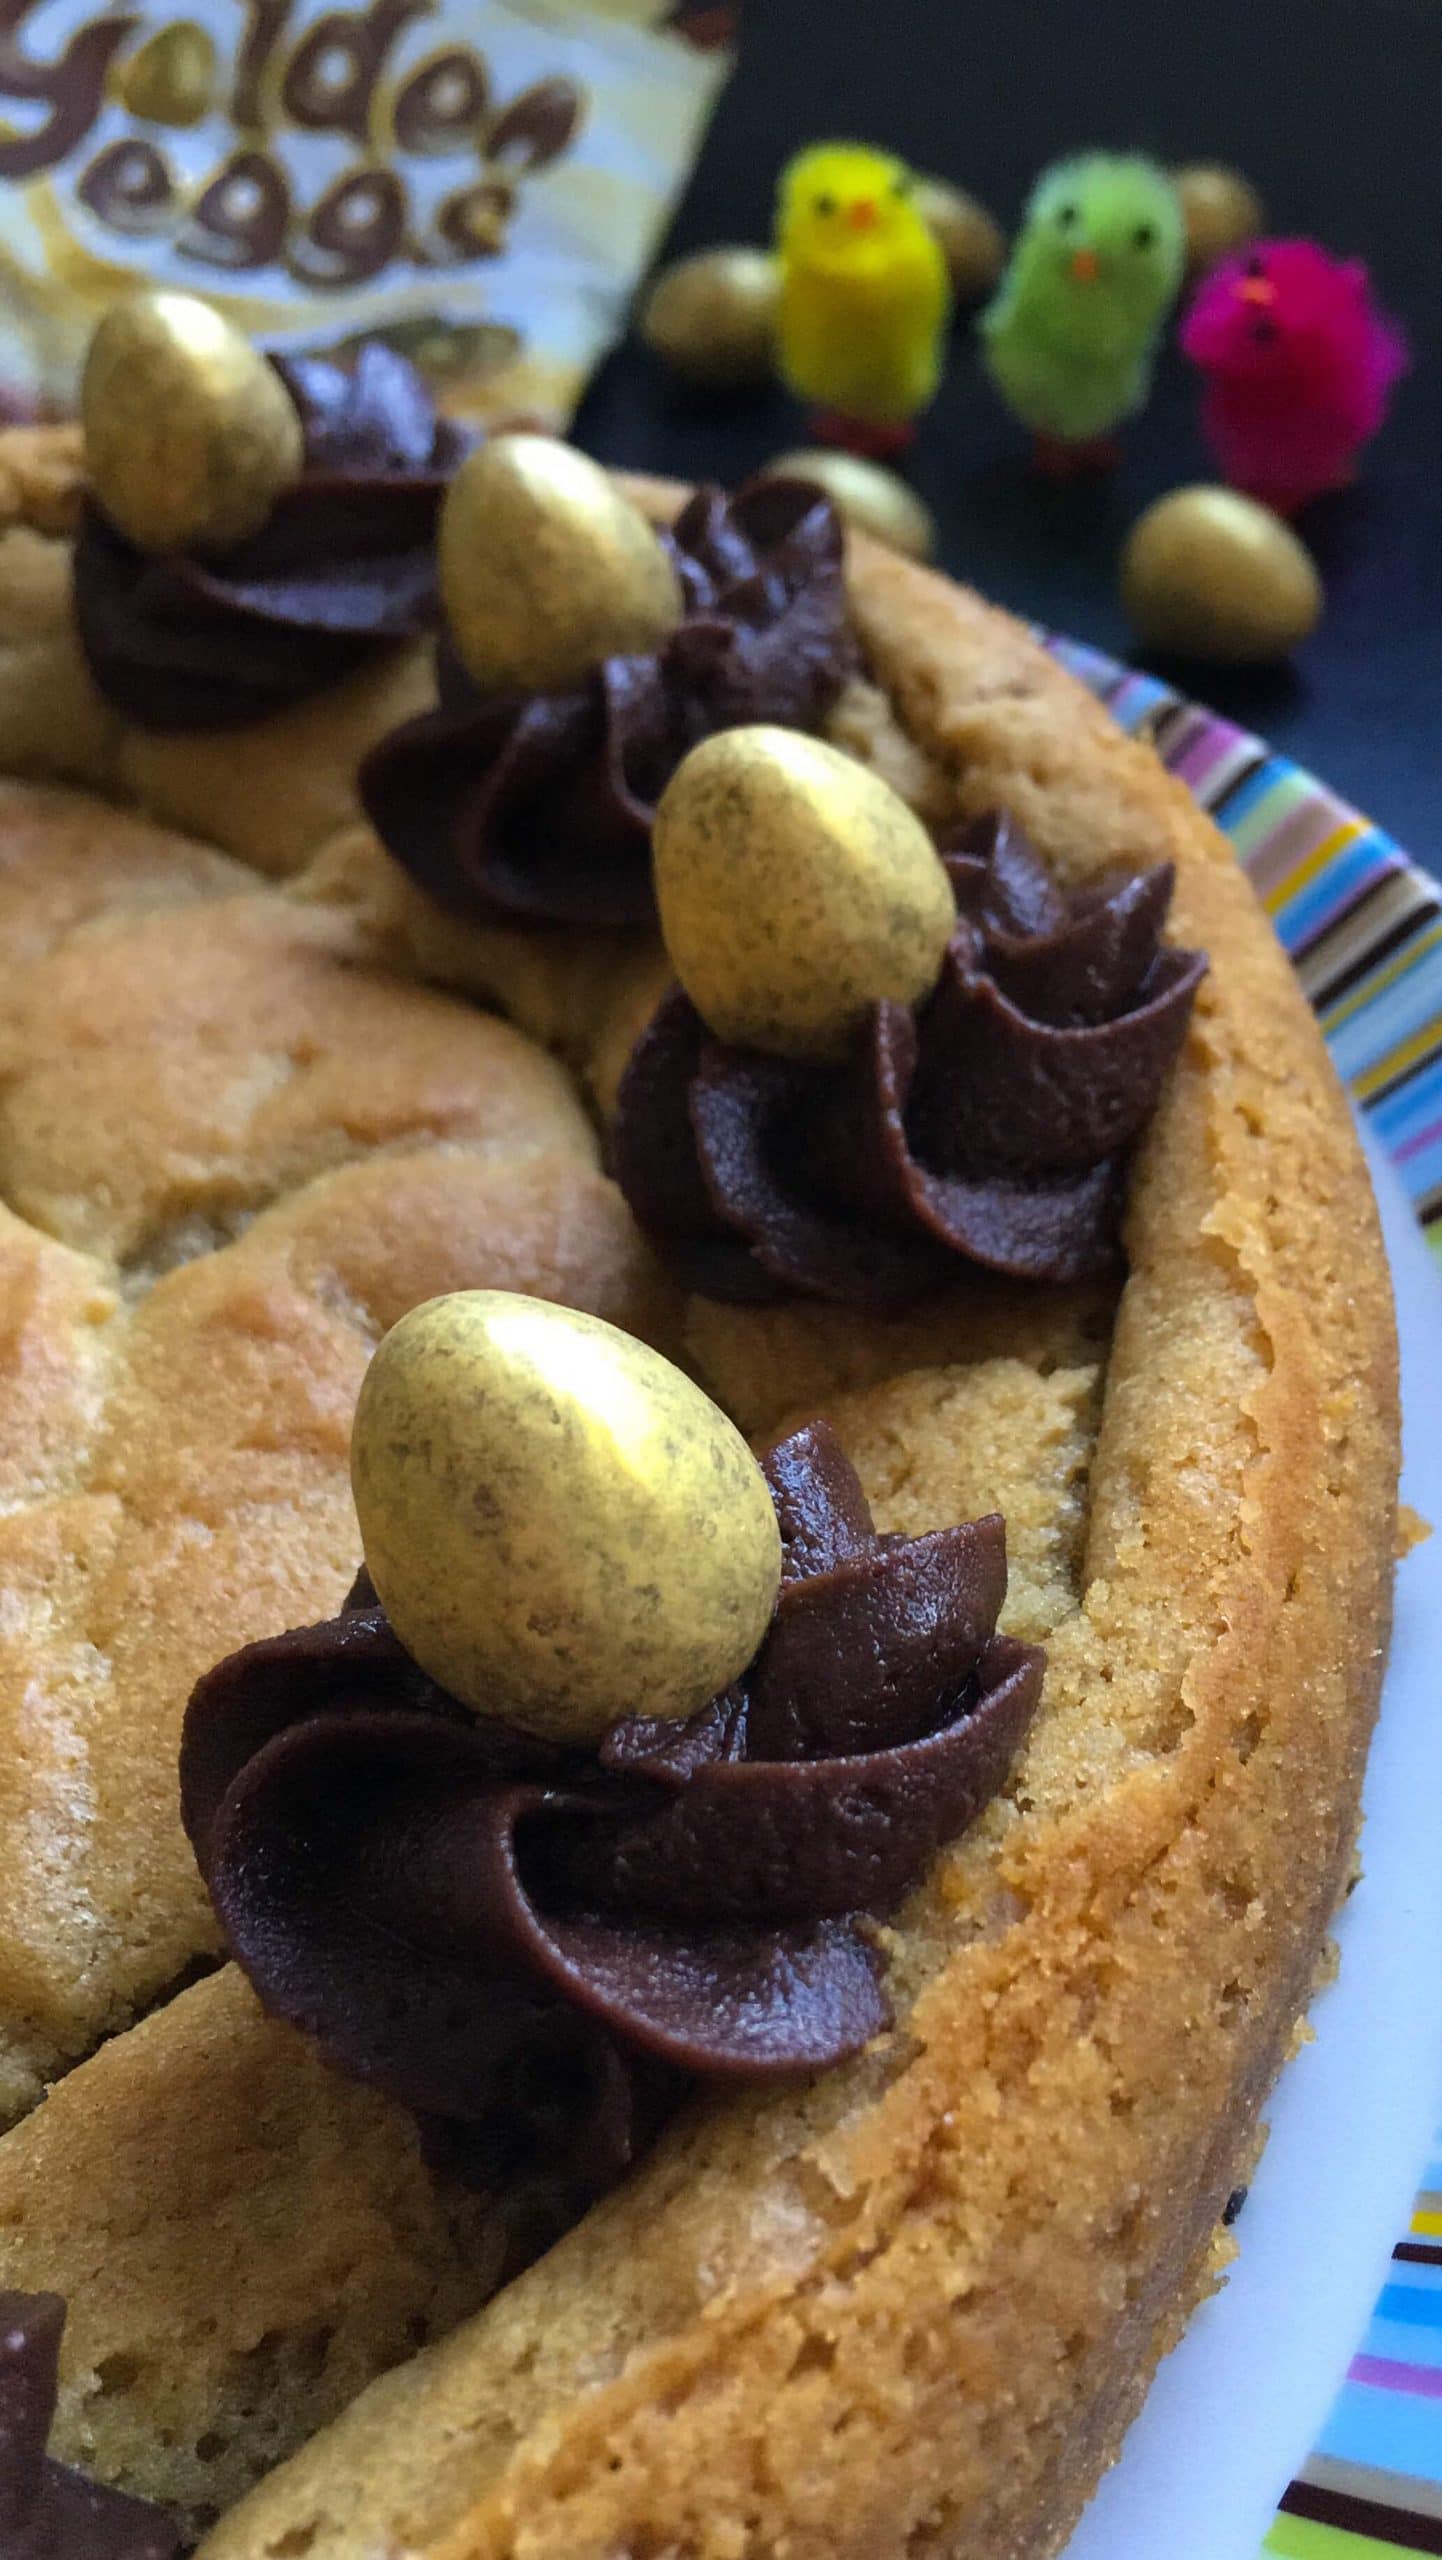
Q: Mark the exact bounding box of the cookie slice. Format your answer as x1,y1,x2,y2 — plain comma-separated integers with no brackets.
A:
3,332,458,878
0,1348,1093,2538
0,788,673,2117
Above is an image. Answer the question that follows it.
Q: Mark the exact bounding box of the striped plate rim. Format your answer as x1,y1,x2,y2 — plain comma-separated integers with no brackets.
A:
1048,635,1442,1275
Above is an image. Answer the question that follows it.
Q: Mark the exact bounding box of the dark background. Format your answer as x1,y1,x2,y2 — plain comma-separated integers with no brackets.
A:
577,0,1441,871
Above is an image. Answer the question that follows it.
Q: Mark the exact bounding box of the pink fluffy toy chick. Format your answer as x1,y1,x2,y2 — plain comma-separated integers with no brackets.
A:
1181,239,1407,516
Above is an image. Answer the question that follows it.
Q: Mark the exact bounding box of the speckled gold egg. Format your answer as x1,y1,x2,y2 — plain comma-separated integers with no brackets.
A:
653,726,956,1059
112,20,217,125
1173,163,1266,276
914,175,1007,301
351,1291,782,1744
81,292,304,555
1120,486,1322,663
439,435,683,694
639,246,779,386
758,449,935,562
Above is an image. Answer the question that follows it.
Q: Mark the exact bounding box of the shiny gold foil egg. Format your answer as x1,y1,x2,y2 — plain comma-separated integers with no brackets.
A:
1173,163,1266,276
81,292,304,555
111,20,218,126
653,726,956,1060
439,435,684,694
1120,486,1322,664
758,449,935,561
913,175,1007,302
639,246,779,386
351,1291,782,1744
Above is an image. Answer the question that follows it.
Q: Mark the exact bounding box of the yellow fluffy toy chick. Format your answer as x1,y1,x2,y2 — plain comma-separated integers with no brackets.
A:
775,142,951,454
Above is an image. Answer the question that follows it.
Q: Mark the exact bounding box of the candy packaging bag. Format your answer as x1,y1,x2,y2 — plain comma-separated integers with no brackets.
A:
0,0,734,420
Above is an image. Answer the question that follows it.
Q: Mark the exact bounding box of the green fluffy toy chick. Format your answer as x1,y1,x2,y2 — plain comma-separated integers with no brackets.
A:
980,153,1184,470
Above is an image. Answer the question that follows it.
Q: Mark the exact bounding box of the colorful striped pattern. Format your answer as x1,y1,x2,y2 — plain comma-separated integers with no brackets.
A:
1258,2160,1442,2560
1050,632,1442,2560
1048,635,1442,1273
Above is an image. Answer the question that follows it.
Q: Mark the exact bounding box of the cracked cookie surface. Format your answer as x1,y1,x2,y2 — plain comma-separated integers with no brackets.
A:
0,779,674,2120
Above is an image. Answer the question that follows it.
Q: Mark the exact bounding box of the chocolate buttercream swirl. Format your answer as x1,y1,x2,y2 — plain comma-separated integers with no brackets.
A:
358,475,855,930
613,814,1208,1308
73,343,471,731
0,2292,179,2560
182,1422,1040,2200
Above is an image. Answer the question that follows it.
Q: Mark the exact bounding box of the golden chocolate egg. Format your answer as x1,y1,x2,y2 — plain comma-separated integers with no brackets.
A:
914,175,1006,301
1173,163,1266,276
638,246,779,386
653,726,956,1059
112,20,217,126
758,449,935,562
351,1291,782,1743
1120,486,1322,664
81,292,303,555
439,435,683,694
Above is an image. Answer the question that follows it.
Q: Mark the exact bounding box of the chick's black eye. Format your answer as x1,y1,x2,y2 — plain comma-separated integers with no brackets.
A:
1056,203,1077,229
1245,251,1265,278
814,192,837,216
1133,222,1156,250
891,172,912,198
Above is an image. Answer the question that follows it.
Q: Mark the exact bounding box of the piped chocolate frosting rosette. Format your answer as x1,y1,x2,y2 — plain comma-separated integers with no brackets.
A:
182,1295,1041,2201
359,441,854,930
72,292,469,731
0,2291,179,2560
613,728,1208,1307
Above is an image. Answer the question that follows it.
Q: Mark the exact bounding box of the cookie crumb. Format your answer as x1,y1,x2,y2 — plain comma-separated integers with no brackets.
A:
1397,1502,1430,1559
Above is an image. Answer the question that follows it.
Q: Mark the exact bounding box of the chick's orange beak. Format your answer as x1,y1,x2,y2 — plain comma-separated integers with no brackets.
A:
1070,247,1100,284
847,198,879,231
1236,274,1277,307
